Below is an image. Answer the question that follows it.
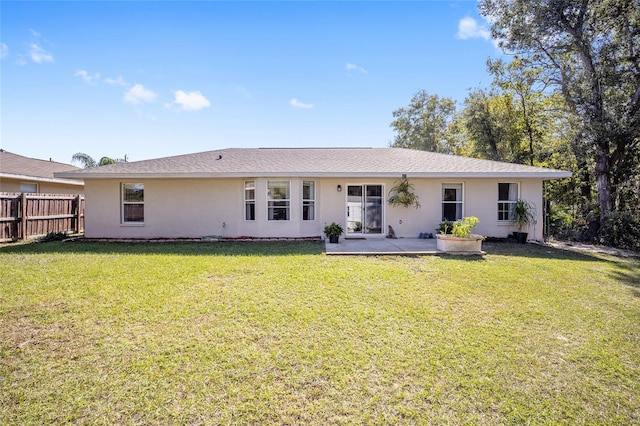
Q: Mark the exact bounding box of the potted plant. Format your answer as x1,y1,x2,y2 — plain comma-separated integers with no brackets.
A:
511,199,535,243
324,222,344,243
387,178,421,209
436,216,485,253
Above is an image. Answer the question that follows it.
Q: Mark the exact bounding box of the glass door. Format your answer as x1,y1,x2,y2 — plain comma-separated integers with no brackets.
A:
346,185,383,235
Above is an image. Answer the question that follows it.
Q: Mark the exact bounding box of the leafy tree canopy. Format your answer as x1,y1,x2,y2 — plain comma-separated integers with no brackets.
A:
71,153,127,169
390,90,456,154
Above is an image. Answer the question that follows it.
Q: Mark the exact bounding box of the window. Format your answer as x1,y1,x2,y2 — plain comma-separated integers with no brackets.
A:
245,180,255,221
122,183,144,223
498,183,519,221
20,183,38,193
267,180,290,221
442,183,463,221
302,181,315,221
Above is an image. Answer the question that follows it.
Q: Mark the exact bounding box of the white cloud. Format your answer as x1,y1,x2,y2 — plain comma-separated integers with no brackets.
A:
124,84,157,104
173,90,210,111
1,43,8,60
104,75,128,86
289,98,314,109
75,69,101,84
29,42,53,63
457,16,501,49
457,17,491,41
345,62,367,74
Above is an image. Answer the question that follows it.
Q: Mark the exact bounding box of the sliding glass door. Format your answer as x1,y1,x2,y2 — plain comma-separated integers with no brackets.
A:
346,185,383,235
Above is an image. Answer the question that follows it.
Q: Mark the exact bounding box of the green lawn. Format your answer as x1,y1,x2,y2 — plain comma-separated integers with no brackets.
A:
1,241,638,424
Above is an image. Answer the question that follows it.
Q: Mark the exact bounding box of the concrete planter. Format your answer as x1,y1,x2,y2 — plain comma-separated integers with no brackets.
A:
436,234,484,254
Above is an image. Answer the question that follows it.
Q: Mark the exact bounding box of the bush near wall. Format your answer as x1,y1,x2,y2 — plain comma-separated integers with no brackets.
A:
601,210,640,251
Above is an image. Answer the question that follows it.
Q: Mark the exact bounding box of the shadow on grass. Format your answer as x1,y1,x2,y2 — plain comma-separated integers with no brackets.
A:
608,262,640,296
482,241,640,295
482,241,612,262
0,240,326,257
433,242,592,263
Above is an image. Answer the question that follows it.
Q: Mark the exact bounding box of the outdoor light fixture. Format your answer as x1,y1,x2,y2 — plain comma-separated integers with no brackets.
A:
337,185,342,192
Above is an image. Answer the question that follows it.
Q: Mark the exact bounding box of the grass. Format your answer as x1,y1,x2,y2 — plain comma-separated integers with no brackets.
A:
1,241,638,424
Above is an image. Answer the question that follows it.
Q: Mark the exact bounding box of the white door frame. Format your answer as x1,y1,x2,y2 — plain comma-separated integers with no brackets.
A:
345,184,385,237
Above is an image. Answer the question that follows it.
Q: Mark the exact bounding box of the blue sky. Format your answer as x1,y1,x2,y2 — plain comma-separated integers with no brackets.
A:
1,1,497,164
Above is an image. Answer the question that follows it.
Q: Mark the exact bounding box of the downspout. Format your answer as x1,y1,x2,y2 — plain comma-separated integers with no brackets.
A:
543,180,549,242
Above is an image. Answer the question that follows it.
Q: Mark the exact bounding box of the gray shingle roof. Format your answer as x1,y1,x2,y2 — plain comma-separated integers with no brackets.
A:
55,148,572,179
1,150,83,184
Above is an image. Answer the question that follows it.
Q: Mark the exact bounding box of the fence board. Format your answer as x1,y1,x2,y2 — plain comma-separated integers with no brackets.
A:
0,193,85,242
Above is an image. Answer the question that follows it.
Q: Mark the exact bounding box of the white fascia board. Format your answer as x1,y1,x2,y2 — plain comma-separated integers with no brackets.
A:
1,173,85,186
408,171,573,179
63,171,573,180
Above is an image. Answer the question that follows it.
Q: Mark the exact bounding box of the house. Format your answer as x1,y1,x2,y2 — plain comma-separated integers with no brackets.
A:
0,150,84,194
55,147,571,240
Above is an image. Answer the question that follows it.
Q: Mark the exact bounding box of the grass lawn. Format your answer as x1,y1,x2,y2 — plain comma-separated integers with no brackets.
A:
1,241,638,424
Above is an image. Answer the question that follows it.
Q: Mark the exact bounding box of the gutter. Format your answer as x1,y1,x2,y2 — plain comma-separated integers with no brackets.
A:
1,173,85,186
55,171,573,180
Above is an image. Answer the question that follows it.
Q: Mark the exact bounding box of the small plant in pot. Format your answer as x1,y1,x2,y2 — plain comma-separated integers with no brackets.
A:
511,199,535,243
324,222,344,244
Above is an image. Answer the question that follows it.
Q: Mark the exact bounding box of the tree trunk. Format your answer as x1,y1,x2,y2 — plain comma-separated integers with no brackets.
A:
518,93,535,166
595,142,612,224
483,119,500,161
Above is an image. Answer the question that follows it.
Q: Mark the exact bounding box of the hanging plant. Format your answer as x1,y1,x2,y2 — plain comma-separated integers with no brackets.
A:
387,179,421,209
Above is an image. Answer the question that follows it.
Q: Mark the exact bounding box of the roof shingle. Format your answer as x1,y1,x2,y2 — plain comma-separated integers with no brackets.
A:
1,150,82,181
55,148,572,179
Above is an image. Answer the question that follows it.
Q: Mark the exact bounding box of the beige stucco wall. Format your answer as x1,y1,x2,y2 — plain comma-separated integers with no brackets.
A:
84,177,547,240
0,177,84,195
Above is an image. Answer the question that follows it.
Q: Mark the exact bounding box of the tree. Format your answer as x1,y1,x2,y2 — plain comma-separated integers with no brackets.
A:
461,88,523,162
71,153,127,168
487,57,550,166
480,0,640,235
390,90,457,153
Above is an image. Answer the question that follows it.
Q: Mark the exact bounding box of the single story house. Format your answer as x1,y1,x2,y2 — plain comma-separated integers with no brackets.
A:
0,149,84,194
55,147,571,240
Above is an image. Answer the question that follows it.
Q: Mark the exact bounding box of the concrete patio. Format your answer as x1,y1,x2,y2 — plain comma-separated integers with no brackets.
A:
325,237,439,255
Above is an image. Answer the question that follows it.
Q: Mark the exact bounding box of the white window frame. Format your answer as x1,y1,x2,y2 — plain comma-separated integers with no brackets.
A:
302,180,316,221
498,182,519,222
20,183,38,193
244,180,256,221
441,183,464,221
121,183,144,225
267,180,290,221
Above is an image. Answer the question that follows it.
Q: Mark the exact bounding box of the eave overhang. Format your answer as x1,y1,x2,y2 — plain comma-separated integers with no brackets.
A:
55,171,573,180
1,173,85,186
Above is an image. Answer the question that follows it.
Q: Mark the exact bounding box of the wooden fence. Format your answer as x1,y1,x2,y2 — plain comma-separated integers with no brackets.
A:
0,193,85,242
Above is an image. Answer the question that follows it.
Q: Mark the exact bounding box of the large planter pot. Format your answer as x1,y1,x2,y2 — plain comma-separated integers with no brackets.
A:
513,232,528,244
328,234,340,244
436,234,484,254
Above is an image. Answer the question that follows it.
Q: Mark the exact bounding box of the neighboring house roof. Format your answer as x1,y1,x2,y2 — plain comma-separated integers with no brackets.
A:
55,147,572,180
0,149,84,186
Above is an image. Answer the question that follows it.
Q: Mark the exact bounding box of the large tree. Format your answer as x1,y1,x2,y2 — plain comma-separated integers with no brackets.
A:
487,57,552,166
461,88,523,162
480,0,640,232
390,90,457,153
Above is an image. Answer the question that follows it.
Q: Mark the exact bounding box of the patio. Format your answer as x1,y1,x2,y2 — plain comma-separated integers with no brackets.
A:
325,237,439,255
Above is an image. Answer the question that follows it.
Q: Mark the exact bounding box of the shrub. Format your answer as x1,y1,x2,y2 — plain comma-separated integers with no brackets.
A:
437,219,455,235
600,210,640,251
438,217,480,238
39,232,68,242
